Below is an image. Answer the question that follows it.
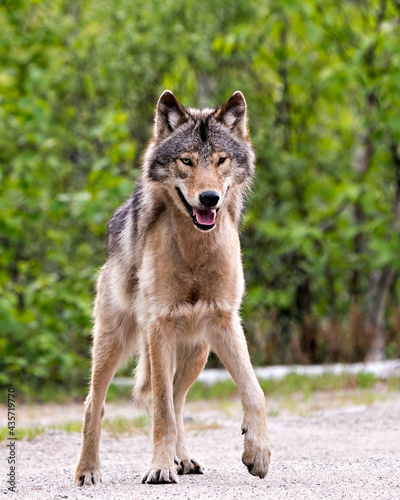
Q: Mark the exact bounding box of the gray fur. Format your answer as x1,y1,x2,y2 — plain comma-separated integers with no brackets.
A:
75,91,270,488
148,109,253,184
108,93,254,253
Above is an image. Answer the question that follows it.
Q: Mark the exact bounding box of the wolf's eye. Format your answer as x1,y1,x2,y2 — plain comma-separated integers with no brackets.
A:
218,157,227,165
180,157,192,166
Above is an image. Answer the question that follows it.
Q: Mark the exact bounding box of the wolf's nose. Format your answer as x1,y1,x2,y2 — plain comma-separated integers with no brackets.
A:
199,191,220,208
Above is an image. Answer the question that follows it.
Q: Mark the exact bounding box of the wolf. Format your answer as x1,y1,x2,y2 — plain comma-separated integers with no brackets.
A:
74,90,271,486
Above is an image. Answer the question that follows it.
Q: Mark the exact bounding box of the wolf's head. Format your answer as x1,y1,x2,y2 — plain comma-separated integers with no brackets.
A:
143,91,255,232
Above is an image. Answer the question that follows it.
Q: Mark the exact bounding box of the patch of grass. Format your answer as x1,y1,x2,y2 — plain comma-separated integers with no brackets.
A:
103,415,150,439
16,380,132,405
208,379,237,399
312,373,353,391
0,427,10,442
188,373,399,402
106,384,133,402
355,372,377,388
280,398,301,415
60,421,83,433
8,421,81,442
18,425,48,440
0,415,150,444
348,391,384,406
187,379,238,401
388,376,400,391
0,424,49,442
186,381,208,401
260,372,384,396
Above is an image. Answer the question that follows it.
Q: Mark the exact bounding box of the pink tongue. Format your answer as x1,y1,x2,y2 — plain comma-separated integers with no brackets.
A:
193,208,216,225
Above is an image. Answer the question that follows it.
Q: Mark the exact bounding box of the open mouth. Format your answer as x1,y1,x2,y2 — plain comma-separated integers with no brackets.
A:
176,187,219,231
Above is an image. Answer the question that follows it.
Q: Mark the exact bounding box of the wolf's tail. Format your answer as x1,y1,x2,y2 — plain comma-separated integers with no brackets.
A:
131,340,152,411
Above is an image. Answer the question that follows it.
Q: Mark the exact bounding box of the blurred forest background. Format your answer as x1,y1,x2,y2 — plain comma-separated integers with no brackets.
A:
1,0,400,399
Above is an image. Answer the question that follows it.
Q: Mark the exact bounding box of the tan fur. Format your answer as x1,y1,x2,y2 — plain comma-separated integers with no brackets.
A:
75,92,271,486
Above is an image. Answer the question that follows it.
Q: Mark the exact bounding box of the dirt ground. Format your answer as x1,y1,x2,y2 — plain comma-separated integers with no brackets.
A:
1,390,400,499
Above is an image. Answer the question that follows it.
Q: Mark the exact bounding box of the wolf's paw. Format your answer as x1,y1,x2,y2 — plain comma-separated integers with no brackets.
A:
177,458,204,475
141,467,179,484
241,430,271,479
74,468,102,486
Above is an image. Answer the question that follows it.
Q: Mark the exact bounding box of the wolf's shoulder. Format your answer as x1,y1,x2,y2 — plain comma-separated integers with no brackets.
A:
106,183,143,254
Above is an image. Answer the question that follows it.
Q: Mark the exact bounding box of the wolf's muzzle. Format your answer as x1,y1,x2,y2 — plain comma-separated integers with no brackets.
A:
175,187,219,232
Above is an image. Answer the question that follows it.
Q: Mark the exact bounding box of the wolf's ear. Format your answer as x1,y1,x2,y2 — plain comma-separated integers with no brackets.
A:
216,91,248,138
155,90,188,139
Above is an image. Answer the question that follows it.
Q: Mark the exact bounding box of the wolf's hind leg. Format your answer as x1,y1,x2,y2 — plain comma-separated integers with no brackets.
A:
173,342,209,475
75,318,136,486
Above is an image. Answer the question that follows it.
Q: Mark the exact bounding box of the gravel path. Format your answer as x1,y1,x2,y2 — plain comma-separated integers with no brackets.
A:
1,392,400,499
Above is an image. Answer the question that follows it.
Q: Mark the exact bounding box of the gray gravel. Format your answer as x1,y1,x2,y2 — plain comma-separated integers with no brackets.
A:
2,394,400,499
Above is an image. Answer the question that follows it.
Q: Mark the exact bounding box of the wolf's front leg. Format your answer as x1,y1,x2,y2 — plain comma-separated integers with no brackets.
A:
75,333,125,486
141,319,179,484
209,313,271,479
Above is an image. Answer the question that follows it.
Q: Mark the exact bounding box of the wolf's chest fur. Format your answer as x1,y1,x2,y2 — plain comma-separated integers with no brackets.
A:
132,209,245,335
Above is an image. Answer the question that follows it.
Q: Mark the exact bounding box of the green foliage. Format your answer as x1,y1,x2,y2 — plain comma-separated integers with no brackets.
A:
1,0,400,398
